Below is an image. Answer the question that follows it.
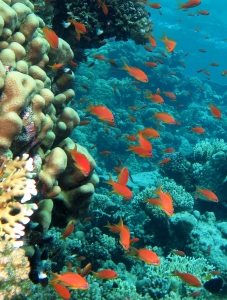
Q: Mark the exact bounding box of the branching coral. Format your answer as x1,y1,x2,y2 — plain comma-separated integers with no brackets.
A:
0,154,37,247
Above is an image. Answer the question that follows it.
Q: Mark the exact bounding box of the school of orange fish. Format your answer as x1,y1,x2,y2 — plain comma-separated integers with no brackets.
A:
40,0,224,298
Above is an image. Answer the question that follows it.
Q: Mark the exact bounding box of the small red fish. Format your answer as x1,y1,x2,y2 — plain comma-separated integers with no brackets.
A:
48,63,63,70
93,54,106,60
62,220,75,241
42,26,59,48
120,61,148,82
171,250,185,256
152,112,178,125
207,103,221,119
190,126,205,134
92,269,118,280
51,272,88,290
104,174,133,200
159,32,177,52
128,247,161,265
176,0,201,10
156,158,171,165
127,145,152,158
65,144,90,176
50,282,70,300
84,103,114,123
67,20,86,41
195,186,218,202
172,270,201,287
117,166,129,185
162,148,175,153
99,151,111,155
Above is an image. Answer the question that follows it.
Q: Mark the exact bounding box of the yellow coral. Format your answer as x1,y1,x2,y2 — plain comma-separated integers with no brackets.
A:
0,154,37,247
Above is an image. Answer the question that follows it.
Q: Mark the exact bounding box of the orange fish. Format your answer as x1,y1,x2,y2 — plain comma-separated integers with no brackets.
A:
83,216,92,223
188,291,201,298
144,62,157,68
125,135,137,141
65,144,90,176
162,148,175,153
62,220,75,241
42,26,59,48
143,45,153,52
195,186,218,202
70,61,79,67
162,91,176,100
152,112,178,124
80,263,92,277
128,106,140,111
207,103,221,119
172,270,201,287
79,120,90,126
190,126,205,134
129,247,161,265
130,238,140,244
152,184,174,216
156,158,171,165
177,0,201,10
147,3,161,9
51,272,88,290
139,128,160,138
114,217,131,250
128,115,136,123
199,49,206,52
194,26,200,32
137,132,152,152
171,250,185,256
145,92,164,104
117,166,129,185
48,63,63,70
92,269,118,280
197,9,209,15
99,151,111,155
84,103,114,123
67,20,86,41
108,59,118,67
50,282,70,300
120,61,148,82
93,54,106,60
104,174,133,200
101,1,108,15
127,145,152,158
148,35,156,48
159,32,177,52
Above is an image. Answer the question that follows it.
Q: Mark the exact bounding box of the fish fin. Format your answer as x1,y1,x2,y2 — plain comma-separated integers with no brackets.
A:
152,183,162,195
51,272,59,282
119,60,129,71
83,102,94,112
114,216,123,228
158,31,167,42
76,31,81,41
103,174,114,186
103,221,111,229
175,0,183,10
126,145,134,152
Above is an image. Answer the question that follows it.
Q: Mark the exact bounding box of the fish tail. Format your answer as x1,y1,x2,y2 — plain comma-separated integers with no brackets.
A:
175,0,183,10
126,145,134,152
129,247,139,256
171,270,180,276
90,271,98,279
51,272,60,282
83,102,93,112
103,220,111,229
103,173,114,186
76,30,81,41
119,60,129,71
114,216,123,228
152,183,162,195
158,31,167,42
